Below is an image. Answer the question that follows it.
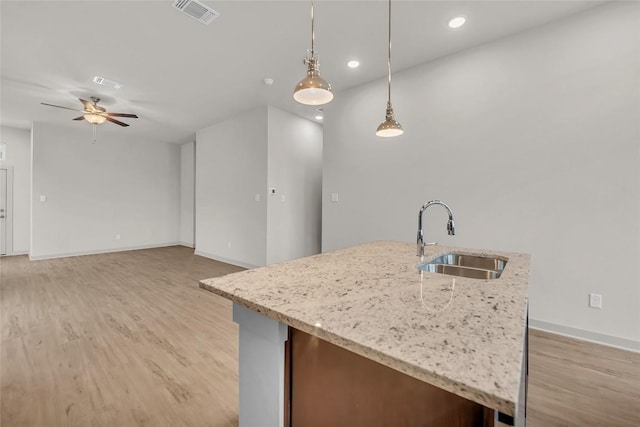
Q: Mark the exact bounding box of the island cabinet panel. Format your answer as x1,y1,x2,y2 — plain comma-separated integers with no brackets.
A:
288,328,493,427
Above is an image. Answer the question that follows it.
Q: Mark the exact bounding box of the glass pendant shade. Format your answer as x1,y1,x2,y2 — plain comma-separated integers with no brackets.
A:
293,60,333,106
84,113,107,124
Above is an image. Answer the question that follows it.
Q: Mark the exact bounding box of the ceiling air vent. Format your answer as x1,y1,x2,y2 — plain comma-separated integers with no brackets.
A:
171,0,220,25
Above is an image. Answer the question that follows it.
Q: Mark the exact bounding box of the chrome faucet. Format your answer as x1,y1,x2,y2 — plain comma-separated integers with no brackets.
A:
417,200,456,257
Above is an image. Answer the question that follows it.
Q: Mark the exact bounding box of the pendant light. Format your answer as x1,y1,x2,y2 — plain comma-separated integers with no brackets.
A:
376,0,403,137
293,0,333,106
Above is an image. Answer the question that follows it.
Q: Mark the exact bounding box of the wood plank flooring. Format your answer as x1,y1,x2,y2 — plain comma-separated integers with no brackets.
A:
527,329,640,426
1,246,243,427
1,246,638,426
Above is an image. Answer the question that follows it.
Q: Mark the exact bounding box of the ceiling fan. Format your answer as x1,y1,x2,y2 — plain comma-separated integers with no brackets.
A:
41,96,138,127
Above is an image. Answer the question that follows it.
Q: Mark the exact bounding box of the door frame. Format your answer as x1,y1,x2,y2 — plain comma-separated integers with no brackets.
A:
0,166,14,256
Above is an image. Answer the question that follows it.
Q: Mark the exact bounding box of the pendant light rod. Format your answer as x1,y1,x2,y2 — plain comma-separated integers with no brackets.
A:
310,0,315,56
376,0,403,137
386,0,392,105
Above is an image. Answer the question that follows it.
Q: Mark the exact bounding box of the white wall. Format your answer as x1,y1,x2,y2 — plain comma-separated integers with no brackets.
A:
323,3,639,348
30,122,181,259
0,126,30,254
195,107,268,268
195,105,323,268
180,141,195,247
266,106,322,265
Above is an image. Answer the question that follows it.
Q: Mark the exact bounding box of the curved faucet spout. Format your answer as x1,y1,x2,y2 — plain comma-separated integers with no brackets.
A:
417,200,456,257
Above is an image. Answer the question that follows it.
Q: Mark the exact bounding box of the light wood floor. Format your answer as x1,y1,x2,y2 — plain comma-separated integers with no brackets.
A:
527,329,640,426
1,246,639,426
1,246,244,427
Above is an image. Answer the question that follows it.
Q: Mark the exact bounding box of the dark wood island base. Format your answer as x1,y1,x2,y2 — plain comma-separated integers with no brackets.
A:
287,328,495,427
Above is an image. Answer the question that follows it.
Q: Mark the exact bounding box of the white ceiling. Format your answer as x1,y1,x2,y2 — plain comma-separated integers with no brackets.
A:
1,0,605,144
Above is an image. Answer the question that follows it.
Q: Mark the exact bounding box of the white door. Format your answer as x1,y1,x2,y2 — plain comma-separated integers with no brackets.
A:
0,169,6,255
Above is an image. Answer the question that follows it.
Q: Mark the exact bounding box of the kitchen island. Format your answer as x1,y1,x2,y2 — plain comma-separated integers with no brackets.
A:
200,241,530,427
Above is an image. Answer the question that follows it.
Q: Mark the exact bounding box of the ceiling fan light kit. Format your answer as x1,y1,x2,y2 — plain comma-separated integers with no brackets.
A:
41,96,138,127
293,0,333,106
84,114,107,124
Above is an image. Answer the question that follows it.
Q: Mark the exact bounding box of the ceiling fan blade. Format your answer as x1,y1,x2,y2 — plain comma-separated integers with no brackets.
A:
106,112,138,118
105,116,129,127
79,98,97,112
41,102,83,112
72,116,85,121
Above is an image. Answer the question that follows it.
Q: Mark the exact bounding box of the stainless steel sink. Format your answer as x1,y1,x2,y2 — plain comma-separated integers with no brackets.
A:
418,253,507,280
419,263,501,280
429,253,507,271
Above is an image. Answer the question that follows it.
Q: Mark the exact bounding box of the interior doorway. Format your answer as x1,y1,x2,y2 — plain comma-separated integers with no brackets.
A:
0,168,6,255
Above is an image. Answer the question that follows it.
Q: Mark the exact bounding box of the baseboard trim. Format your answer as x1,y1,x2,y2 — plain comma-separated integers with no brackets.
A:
178,241,195,248
2,250,29,257
194,250,258,270
529,318,640,353
29,242,182,261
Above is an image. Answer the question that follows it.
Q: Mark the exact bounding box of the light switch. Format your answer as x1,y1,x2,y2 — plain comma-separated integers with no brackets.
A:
39,195,47,202
255,194,260,202
330,193,339,203
281,195,286,202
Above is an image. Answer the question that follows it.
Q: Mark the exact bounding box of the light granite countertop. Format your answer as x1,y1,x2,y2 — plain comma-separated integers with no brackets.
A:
199,241,530,416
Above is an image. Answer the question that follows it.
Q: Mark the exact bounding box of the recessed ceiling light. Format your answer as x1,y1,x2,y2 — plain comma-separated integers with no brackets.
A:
347,60,360,69
315,115,323,120
448,16,466,29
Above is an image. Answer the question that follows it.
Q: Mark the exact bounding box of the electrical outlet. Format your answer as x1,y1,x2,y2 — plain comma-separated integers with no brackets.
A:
330,193,339,203
589,293,602,309
115,234,121,240
227,241,232,249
